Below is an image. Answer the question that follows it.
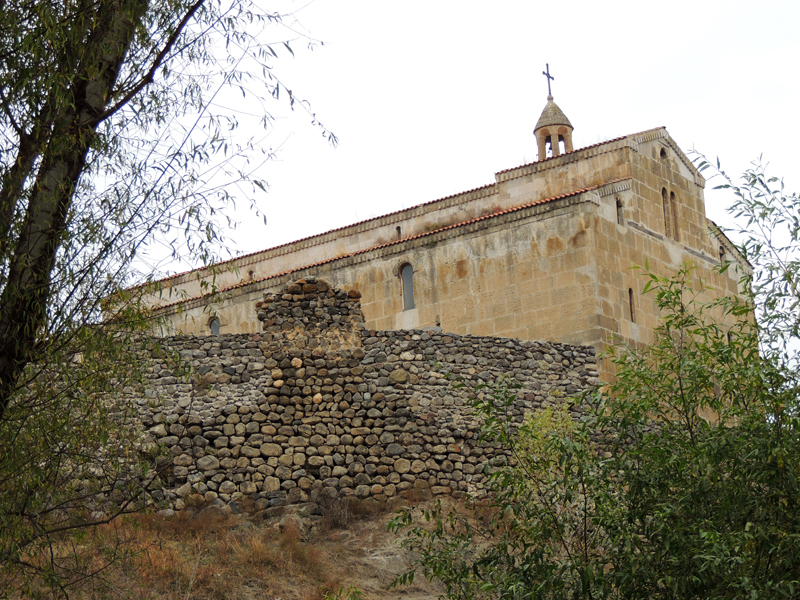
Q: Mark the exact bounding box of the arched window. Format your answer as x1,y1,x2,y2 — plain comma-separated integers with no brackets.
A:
719,245,726,263
396,226,402,239
401,263,415,311
628,288,635,323
660,147,667,159
209,317,220,336
615,197,624,225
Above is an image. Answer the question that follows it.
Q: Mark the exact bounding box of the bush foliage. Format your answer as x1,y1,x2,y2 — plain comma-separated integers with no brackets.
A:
389,159,800,599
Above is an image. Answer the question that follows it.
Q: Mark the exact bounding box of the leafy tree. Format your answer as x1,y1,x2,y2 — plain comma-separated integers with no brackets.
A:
0,0,332,594
390,163,800,599
694,155,800,370
598,267,799,599
391,390,603,600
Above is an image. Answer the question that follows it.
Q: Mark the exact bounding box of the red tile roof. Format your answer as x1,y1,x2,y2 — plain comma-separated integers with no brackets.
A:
138,127,666,290
130,180,497,290
151,178,631,313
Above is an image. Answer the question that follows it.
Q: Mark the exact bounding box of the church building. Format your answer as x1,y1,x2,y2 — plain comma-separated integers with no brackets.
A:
138,89,748,377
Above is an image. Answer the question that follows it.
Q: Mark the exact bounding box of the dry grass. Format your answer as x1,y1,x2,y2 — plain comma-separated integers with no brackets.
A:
8,511,335,600
6,494,445,600
129,511,337,600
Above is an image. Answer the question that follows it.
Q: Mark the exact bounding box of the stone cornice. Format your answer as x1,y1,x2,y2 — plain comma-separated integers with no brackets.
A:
597,180,632,197
153,186,614,318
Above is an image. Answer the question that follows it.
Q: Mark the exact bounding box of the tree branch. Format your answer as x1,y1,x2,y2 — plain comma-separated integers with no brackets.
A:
94,0,207,124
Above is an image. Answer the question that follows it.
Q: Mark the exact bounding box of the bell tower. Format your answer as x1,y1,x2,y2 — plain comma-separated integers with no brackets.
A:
534,64,574,161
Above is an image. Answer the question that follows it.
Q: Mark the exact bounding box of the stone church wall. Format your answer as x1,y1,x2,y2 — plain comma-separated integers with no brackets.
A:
130,279,599,514
139,132,642,316
152,131,747,386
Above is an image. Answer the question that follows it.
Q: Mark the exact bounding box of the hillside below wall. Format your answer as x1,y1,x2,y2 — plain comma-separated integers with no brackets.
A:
127,280,599,514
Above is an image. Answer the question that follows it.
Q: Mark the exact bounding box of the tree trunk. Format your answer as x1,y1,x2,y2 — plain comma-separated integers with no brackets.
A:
0,0,149,418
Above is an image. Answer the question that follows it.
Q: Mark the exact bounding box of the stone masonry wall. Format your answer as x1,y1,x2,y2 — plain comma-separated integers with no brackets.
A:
129,279,599,514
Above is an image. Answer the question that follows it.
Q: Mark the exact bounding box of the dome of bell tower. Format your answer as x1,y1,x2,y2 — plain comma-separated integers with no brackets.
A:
535,95,573,131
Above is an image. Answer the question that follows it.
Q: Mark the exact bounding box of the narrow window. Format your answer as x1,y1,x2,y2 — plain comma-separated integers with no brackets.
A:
396,226,402,239
660,147,667,159
719,245,726,262
662,187,674,239
628,288,635,323
401,263,415,311
209,318,220,336
615,197,624,225
248,270,254,280
670,191,679,241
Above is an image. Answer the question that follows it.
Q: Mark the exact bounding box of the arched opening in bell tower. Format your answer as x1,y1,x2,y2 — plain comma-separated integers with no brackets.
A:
534,95,574,162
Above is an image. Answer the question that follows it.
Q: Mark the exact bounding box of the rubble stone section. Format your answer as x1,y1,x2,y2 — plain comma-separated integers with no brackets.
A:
132,279,599,513
255,278,365,351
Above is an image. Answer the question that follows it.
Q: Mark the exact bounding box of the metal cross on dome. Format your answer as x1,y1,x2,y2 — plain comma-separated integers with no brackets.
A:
542,63,554,96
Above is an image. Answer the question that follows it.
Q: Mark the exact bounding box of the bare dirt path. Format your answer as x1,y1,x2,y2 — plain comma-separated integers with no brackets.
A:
311,519,445,599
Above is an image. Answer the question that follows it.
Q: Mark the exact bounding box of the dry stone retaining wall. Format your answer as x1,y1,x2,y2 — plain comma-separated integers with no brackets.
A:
130,279,600,514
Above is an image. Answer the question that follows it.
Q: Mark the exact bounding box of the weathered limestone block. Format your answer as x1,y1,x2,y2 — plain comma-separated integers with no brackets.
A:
262,477,280,492
240,446,260,458
219,481,237,494
260,443,282,457
196,456,220,472
240,481,258,494
173,454,194,467
388,369,408,384
386,443,405,456
410,460,427,473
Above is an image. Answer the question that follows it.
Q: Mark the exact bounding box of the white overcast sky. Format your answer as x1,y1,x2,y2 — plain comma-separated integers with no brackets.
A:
193,0,800,266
